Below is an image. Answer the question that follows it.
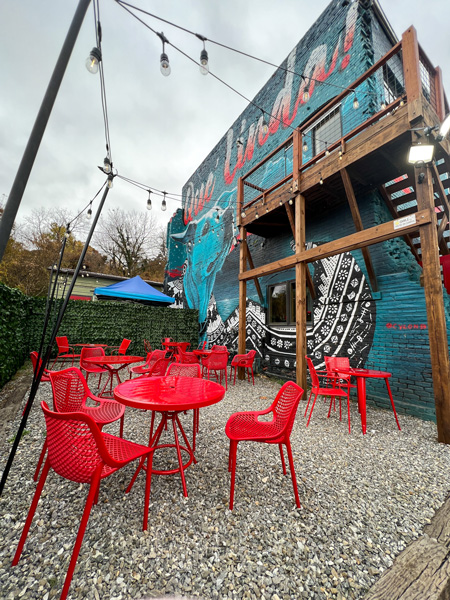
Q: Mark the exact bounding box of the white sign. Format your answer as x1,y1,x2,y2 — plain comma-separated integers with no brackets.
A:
394,214,416,230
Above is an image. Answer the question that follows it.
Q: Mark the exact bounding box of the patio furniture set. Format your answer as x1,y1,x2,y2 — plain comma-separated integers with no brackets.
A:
22,336,400,600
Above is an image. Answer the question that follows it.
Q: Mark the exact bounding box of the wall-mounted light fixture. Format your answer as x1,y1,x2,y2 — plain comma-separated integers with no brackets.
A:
408,145,434,164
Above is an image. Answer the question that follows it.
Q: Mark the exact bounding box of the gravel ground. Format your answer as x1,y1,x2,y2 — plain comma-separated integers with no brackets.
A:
1,373,450,600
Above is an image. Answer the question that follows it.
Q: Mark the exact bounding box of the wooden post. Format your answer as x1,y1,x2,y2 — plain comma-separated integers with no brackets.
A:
293,129,307,393
415,164,450,443
237,177,247,379
401,27,423,124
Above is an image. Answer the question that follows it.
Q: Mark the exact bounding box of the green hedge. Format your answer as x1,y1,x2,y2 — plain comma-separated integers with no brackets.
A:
0,283,199,389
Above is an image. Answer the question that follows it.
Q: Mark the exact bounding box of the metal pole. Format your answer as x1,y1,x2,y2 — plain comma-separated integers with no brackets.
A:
0,181,110,496
0,0,92,262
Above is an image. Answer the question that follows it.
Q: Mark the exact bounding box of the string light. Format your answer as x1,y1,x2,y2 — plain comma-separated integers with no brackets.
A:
158,32,171,76
147,190,152,210
261,110,269,136
87,203,93,219
303,140,308,152
352,93,359,109
198,36,209,75
103,156,112,173
85,47,102,74
161,191,167,211
241,210,246,218
319,173,323,185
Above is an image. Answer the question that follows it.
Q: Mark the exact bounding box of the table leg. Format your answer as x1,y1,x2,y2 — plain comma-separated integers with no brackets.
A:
384,378,401,430
172,417,188,497
98,367,114,397
356,377,367,435
126,415,167,494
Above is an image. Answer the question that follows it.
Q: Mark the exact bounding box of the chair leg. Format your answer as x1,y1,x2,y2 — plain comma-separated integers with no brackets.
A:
279,444,287,475
303,390,313,417
59,468,102,600
306,392,319,427
229,440,238,510
250,367,254,385
142,451,154,531
285,440,301,509
33,439,48,482
119,413,125,438
13,459,51,566
347,394,351,434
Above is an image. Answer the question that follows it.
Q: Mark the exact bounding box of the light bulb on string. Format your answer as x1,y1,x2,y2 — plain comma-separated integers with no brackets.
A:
147,190,152,211
103,156,111,174
87,203,92,219
85,47,101,74
325,146,330,156
319,173,324,185
241,210,246,218
159,33,171,77
107,176,113,189
302,77,310,103
161,192,167,211
260,110,269,136
199,44,209,75
303,140,308,152
352,93,359,109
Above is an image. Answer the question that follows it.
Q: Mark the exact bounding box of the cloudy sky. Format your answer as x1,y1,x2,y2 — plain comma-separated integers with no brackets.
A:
1,0,449,237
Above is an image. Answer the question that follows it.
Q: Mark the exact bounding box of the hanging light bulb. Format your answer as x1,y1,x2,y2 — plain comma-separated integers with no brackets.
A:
103,156,111,174
352,93,359,109
107,176,113,189
241,210,246,218
325,146,330,156
159,33,171,77
87,204,92,219
381,100,386,110
255,211,259,219
160,52,171,76
199,47,209,75
147,190,152,210
303,140,308,152
161,192,167,211
85,47,101,74
289,198,293,205
319,174,324,185
302,90,310,103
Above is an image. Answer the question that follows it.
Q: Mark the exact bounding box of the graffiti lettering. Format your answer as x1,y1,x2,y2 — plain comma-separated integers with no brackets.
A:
184,171,216,225
386,323,427,330
223,2,357,185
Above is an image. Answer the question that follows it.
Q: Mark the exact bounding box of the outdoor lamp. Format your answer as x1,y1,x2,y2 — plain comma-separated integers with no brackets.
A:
353,93,359,109
161,192,167,211
437,113,450,141
86,47,101,74
147,191,152,210
408,145,434,164
260,110,269,136
199,48,209,75
103,157,111,174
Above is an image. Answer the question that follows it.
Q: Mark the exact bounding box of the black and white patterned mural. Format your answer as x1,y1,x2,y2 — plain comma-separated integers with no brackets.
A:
167,249,375,373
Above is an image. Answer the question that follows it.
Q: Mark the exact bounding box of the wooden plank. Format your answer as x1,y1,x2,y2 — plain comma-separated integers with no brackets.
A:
432,163,450,221
424,496,450,547
341,168,378,291
437,213,449,251
365,535,450,600
414,166,450,444
239,209,432,281
245,246,264,303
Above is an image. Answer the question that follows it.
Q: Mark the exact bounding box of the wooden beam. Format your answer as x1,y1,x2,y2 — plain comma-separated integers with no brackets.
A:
238,177,247,380
432,163,450,221
295,192,307,394
341,167,378,292
414,165,450,444
401,27,423,123
239,209,432,281
378,185,421,263
245,245,264,303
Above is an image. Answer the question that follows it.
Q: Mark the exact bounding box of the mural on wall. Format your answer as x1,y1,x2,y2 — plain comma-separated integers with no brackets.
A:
165,1,379,363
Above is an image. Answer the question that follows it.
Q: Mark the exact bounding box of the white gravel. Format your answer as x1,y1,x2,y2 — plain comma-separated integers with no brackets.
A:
1,374,450,600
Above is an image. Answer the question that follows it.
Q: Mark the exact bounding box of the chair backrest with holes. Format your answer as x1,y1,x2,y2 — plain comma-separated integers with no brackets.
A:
49,368,89,413
166,363,202,378
80,347,105,371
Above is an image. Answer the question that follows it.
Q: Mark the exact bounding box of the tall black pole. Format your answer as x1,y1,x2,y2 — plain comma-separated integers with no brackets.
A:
0,0,92,262
0,181,111,496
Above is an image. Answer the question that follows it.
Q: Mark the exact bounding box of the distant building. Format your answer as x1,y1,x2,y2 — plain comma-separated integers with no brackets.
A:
50,267,164,301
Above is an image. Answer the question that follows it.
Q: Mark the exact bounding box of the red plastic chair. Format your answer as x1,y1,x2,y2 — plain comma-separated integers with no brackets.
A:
175,348,199,364
230,350,257,385
202,350,229,390
130,350,167,377
143,339,152,353
140,357,171,377
225,381,304,510
13,401,154,600
304,356,352,433
324,356,356,392
80,346,108,388
33,367,125,481
50,336,79,368
108,338,131,355
30,351,51,383
166,362,202,449
210,345,227,351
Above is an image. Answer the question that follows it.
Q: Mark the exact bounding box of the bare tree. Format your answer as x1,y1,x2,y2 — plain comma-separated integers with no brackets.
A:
94,208,162,277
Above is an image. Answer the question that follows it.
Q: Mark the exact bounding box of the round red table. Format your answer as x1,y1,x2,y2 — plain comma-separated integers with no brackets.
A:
338,367,401,434
84,355,144,397
114,376,225,496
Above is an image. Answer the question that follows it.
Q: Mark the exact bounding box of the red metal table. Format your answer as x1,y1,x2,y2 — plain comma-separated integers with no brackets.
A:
114,375,225,496
162,341,190,358
339,367,401,434
84,355,144,397
193,349,211,359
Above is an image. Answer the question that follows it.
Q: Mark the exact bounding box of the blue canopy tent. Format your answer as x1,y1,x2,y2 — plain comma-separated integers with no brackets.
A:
93,275,174,306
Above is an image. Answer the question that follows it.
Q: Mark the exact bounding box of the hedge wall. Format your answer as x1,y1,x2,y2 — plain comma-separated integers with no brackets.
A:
0,283,199,389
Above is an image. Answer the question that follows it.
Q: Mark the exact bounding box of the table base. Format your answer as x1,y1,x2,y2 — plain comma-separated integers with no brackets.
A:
126,410,197,497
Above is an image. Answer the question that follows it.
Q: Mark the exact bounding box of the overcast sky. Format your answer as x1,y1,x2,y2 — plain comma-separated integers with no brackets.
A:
1,0,449,238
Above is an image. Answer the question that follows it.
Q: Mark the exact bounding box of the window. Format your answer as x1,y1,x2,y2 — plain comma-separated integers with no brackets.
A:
311,106,342,155
268,280,313,326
